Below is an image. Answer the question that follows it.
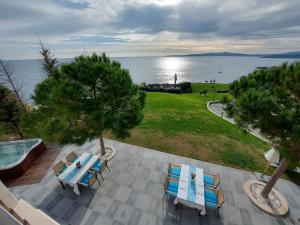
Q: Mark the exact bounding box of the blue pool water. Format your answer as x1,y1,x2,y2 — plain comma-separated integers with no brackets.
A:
0,140,38,168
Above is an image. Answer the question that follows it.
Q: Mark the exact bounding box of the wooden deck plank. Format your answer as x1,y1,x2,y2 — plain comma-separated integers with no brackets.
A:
3,144,62,187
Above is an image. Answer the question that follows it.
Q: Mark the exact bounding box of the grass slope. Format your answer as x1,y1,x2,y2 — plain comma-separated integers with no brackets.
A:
107,83,270,171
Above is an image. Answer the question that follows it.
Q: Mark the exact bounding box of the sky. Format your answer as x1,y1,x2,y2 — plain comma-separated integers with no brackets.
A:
1,0,300,59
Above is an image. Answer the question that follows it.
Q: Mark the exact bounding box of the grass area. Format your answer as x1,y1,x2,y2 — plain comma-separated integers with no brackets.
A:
107,83,300,184
107,83,270,171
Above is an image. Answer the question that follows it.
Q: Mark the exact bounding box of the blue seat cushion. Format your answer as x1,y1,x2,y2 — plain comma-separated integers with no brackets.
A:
204,175,214,185
168,181,178,194
206,202,218,209
92,160,103,171
170,167,181,176
71,156,79,163
205,191,218,204
62,164,68,173
81,172,93,185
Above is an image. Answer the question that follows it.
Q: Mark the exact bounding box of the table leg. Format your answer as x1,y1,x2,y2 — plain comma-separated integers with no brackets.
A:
73,184,80,195
200,206,206,215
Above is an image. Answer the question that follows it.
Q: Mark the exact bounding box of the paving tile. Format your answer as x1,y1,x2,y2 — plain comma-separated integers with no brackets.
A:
114,186,131,202
144,180,155,194
93,195,114,215
132,177,147,192
106,200,121,219
134,192,152,211
127,189,139,206
223,190,235,206
147,197,160,216
113,202,135,225
221,204,243,225
128,208,142,225
234,180,244,194
50,196,74,218
92,214,114,225
137,212,158,225
83,211,100,225
62,201,81,222
240,209,253,225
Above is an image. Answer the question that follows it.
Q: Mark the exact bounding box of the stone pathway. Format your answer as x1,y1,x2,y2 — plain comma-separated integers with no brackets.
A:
9,139,300,225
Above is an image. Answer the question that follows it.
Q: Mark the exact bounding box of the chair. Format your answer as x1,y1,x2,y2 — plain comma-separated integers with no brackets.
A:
163,176,179,199
65,151,78,164
53,160,68,177
168,162,181,177
204,172,220,189
79,171,100,193
204,188,225,217
53,160,68,189
91,159,110,180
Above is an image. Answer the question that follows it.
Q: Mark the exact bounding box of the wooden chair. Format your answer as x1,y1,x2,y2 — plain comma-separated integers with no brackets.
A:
91,159,110,180
65,151,78,164
163,176,179,199
52,160,68,189
204,187,225,217
79,171,100,194
204,172,220,189
53,160,67,177
167,162,181,178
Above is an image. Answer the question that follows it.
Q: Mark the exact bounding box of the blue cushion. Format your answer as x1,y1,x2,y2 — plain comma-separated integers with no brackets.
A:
205,191,218,204
169,181,178,189
170,167,181,176
71,156,79,163
92,160,103,171
81,172,93,185
62,164,68,173
204,175,214,185
206,202,218,209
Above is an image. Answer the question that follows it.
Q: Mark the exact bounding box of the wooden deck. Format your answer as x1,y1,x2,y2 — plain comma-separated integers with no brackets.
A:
3,144,62,187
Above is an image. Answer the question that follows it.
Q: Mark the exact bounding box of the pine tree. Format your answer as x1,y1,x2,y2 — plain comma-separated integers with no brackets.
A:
22,53,145,155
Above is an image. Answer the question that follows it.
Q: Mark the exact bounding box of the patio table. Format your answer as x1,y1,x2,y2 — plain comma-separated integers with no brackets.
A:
174,164,206,215
58,152,99,195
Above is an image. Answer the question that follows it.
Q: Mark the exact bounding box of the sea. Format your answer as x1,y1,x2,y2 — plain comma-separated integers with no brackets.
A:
4,56,300,103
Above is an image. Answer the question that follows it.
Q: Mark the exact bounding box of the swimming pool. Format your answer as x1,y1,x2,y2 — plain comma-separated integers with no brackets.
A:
0,139,47,180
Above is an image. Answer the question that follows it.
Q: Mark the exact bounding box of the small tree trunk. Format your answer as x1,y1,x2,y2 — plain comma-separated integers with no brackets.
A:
12,121,23,138
99,135,106,156
261,159,288,198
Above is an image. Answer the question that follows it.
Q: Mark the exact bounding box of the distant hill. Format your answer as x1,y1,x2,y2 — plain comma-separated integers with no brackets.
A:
167,51,300,58
261,51,300,58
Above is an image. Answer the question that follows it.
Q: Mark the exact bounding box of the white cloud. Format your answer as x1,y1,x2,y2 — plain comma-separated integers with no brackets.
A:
0,0,300,59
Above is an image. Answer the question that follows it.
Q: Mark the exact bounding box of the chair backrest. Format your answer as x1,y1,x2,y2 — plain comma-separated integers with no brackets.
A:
217,190,225,207
88,173,97,187
53,160,65,176
66,151,77,163
163,176,169,193
214,174,220,189
100,160,108,173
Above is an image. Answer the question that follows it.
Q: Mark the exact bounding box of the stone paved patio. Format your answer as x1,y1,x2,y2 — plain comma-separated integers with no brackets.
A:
9,139,300,225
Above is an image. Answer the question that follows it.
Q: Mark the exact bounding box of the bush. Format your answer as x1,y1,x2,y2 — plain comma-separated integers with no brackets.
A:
140,82,192,94
220,95,230,103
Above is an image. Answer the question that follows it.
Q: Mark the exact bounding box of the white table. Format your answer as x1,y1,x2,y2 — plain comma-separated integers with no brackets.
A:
58,152,99,195
174,164,206,215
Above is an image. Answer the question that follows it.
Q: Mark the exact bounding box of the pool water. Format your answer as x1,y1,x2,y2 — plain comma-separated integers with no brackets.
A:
0,140,38,168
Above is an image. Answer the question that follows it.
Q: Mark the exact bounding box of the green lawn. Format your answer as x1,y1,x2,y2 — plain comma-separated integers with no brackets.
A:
107,83,270,171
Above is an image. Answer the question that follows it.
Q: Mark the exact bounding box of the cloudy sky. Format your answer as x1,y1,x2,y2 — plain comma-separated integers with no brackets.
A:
1,0,300,59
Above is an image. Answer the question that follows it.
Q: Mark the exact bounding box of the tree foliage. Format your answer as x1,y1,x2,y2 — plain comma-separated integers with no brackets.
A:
0,84,24,137
39,40,58,77
226,62,300,167
22,53,145,146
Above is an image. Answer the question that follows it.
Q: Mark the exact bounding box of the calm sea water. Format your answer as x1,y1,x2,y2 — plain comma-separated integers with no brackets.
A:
5,56,300,103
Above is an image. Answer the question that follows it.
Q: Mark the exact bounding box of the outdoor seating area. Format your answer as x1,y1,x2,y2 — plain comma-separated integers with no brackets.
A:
165,163,224,217
7,139,300,225
53,151,110,195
